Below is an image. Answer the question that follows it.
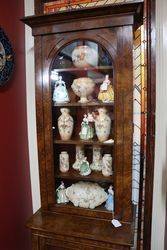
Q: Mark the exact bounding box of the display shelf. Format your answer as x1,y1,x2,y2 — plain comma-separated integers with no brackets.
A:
52,65,113,73
56,168,113,183
53,101,114,107
54,138,114,146
50,203,114,220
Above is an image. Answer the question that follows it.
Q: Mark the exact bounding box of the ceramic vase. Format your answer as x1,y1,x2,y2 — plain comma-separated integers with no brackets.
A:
58,108,74,141
95,108,111,142
72,145,85,170
71,77,95,103
59,151,69,173
90,146,103,171
71,45,98,68
102,154,113,177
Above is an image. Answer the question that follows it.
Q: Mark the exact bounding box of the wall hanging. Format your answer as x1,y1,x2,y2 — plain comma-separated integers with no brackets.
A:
0,27,14,87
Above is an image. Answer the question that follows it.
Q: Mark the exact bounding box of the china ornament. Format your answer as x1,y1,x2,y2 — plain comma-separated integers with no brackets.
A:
52,73,70,103
90,146,103,171
59,151,69,173
71,45,98,68
72,145,85,170
71,77,95,103
94,108,111,142
58,108,74,141
79,113,94,140
79,157,91,176
105,185,114,211
66,181,108,209
98,75,114,103
56,182,69,204
102,154,113,177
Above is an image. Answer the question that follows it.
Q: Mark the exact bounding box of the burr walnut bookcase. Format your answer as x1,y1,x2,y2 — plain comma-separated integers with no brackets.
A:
22,2,143,249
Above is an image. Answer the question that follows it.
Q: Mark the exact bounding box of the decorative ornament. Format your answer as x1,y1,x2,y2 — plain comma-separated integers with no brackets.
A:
52,72,70,103
59,151,69,173
94,107,111,142
56,181,69,204
72,45,98,68
58,108,74,140
71,77,95,103
102,154,113,177
0,27,14,87
66,181,108,209
105,185,114,211
79,157,91,176
98,75,114,103
79,113,94,140
90,146,103,171
72,145,85,170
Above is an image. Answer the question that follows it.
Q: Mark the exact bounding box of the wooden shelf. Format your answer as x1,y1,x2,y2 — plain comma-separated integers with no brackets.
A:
52,65,113,73
54,138,114,146
50,203,114,220
56,168,113,183
53,101,114,107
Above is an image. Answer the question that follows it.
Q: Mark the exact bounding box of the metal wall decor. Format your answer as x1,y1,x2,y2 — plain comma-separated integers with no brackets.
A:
0,27,14,87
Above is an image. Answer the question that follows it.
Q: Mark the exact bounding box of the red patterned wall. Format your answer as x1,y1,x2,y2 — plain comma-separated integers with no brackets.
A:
0,1,32,249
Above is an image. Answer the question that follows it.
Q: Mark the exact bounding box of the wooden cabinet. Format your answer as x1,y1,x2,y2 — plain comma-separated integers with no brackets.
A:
22,2,143,249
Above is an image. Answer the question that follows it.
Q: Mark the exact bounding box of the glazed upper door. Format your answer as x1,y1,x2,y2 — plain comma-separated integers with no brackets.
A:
38,26,133,222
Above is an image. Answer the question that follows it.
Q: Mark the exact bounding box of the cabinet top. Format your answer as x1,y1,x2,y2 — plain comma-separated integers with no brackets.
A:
22,1,143,31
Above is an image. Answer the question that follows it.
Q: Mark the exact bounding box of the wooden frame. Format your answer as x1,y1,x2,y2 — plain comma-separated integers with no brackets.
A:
24,1,158,250
142,0,156,249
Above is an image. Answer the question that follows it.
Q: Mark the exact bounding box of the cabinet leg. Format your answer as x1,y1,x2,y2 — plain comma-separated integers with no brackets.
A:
32,234,39,250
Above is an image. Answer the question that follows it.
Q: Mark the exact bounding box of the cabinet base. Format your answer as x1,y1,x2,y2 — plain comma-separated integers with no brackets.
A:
27,209,134,250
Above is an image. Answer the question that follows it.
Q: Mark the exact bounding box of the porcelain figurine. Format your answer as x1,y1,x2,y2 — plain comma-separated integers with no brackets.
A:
71,45,98,68
90,146,103,171
66,181,108,209
79,157,91,176
102,154,113,177
79,114,94,140
58,108,74,141
98,75,114,103
59,151,69,173
72,145,85,170
105,185,114,211
71,77,95,103
56,181,69,204
94,107,111,142
52,74,70,103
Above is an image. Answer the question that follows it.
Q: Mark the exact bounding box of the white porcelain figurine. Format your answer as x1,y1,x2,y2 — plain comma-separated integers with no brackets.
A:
52,72,70,103
56,181,69,204
105,185,114,211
